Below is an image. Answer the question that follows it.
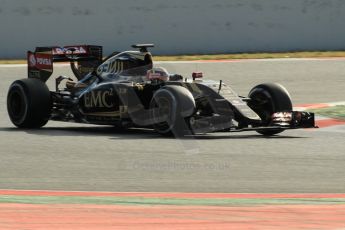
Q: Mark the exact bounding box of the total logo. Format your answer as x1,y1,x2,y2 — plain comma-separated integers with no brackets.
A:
36,57,52,65
28,53,52,67
28,54,36,67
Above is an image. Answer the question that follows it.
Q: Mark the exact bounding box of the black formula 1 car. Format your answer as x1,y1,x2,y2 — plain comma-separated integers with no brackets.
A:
7,44,315,137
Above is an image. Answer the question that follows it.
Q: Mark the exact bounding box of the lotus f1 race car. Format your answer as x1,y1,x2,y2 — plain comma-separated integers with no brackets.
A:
7,44,316,137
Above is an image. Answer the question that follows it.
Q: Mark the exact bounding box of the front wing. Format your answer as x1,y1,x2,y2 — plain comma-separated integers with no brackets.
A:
189,111,316,134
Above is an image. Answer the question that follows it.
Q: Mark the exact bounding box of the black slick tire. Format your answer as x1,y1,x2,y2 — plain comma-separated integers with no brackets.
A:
7,78,51,128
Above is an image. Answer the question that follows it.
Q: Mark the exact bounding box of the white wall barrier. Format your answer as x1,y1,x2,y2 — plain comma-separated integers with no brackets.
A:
1,0,345,58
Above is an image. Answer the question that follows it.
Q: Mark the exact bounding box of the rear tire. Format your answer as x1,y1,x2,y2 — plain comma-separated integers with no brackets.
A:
7,78,51,128
150,85,195,137
248,83,292,135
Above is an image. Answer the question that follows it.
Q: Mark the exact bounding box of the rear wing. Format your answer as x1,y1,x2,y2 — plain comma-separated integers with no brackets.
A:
28,45,102,82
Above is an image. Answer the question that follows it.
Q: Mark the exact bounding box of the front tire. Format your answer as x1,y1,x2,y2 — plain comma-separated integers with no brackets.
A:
248,83,292,135
7,78,51,128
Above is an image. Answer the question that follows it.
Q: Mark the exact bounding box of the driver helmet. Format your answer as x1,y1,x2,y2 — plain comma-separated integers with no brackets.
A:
146,67,169,81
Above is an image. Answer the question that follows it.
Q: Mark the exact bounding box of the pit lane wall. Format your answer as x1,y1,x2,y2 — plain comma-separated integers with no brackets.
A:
1,0,345,58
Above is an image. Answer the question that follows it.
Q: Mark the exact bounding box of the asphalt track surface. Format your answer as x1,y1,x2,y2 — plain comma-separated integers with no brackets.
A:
0,59,345,193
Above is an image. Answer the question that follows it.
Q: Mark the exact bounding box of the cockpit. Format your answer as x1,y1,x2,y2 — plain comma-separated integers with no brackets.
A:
65,44,182,92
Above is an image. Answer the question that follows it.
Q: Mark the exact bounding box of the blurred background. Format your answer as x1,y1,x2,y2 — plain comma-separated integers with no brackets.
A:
1,0,345,58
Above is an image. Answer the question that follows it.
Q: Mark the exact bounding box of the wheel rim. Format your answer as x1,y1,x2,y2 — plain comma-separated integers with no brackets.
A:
151,96,176,134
